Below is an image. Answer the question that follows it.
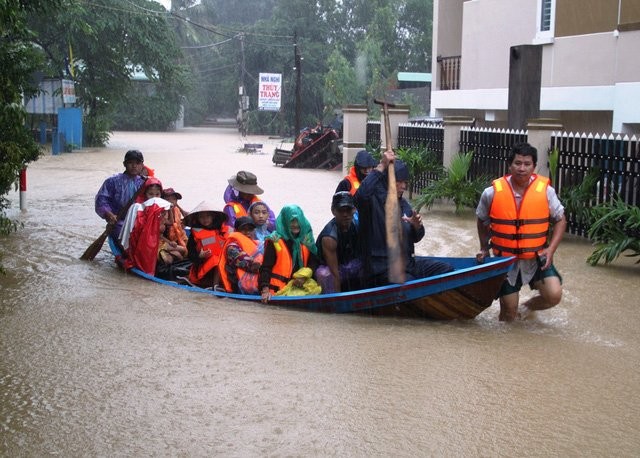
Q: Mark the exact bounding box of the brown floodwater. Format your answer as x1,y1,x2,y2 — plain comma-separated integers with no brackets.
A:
1,128,638,456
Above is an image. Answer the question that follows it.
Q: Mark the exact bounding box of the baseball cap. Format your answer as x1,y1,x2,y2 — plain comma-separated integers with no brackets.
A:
124,150,144,163
331,191,355,209
234,216,256,231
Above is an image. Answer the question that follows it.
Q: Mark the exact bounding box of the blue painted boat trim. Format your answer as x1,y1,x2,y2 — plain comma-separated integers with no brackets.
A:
108,238,514,315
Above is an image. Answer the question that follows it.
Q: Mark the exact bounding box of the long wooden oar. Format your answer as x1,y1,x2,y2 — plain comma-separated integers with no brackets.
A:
374,98,405,284
80,177,147,261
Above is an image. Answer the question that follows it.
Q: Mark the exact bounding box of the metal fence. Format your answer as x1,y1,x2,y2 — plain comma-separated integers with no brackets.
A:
366,121,445,192
551,132,640,236
365,121,640,239
398,122,444,190
460,127,528,180
365,121,381,150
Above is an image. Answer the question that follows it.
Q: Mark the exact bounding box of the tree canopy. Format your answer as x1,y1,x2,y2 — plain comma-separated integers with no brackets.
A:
0,0,62,238
28,0,190,145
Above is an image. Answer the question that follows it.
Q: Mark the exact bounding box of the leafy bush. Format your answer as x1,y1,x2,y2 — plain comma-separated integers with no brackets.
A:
394,146,441,199
413,151,489,213
587,198,640,265
560,168,601,232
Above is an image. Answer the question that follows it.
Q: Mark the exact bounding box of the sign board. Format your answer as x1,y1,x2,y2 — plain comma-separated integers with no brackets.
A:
62,79,76,104
258,73,281,111
24,79,76,114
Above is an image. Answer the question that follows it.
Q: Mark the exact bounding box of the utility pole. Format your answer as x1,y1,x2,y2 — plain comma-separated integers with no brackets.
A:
294,33,302,135
238,33,248,136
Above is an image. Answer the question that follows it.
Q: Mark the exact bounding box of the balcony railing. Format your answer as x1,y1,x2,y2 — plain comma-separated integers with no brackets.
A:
437,55,461,90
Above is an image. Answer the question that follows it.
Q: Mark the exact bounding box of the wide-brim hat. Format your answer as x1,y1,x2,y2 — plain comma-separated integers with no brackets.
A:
162,187,182,200
184,200,227,227
228,170,264,195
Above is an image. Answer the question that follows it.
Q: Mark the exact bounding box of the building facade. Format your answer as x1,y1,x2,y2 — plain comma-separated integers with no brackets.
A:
431,0,640,134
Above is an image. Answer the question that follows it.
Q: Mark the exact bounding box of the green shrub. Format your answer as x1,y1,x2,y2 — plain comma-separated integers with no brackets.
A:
587,198,640,265
413,151,489,213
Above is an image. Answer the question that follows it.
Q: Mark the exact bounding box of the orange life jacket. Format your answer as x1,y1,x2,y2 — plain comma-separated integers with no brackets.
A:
266,238,310,292
167,206,187,247
223,196,262,232
489,175,550,259
219,232,260,293
224,196,261,220
345,167,361,196
188,227,227,283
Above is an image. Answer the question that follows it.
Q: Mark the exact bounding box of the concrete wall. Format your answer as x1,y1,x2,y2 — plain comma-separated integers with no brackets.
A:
460,0,537,89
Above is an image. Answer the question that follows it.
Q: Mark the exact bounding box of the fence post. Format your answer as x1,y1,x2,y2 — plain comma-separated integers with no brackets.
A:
380,104,410,150
526,118,563,178
19,168,27,211
442,116,475,168
342,104,369,173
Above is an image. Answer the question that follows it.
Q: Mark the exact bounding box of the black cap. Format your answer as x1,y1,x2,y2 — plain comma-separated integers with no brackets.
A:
124,149,144,163
332,191,355,209
234,216,256,231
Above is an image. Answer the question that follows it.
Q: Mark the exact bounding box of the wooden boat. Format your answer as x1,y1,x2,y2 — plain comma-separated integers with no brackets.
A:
109,238,514,320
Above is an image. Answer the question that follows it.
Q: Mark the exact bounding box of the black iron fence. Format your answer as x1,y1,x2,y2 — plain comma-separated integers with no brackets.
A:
460,127,528,180
364,121,640,238
365,121,381,150
551,132,640,236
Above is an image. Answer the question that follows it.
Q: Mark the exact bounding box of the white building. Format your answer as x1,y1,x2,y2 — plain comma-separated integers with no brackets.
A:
430,0,640,134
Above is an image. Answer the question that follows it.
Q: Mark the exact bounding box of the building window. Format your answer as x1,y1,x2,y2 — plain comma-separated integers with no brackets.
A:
534,0,555,43
540,0,552,31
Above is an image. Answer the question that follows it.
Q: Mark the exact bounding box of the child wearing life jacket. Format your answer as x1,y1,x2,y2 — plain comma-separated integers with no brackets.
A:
219,216,263,294
120,197,172,276
184,201,228,288
248,201,273,242
162,187,189,241
120,177,164,251
223,170,276,231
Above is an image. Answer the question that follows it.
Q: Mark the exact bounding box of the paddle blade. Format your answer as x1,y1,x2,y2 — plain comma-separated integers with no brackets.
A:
385,164,406,284
80,230,108,261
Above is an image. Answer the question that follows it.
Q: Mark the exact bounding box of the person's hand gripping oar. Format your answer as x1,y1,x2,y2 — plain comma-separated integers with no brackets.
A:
374,98,406,284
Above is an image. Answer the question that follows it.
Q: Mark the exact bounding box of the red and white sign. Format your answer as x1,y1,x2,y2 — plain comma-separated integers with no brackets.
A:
258,73,281,111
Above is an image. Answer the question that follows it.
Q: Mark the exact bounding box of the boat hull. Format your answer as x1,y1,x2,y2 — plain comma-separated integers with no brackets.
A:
109,238,513,320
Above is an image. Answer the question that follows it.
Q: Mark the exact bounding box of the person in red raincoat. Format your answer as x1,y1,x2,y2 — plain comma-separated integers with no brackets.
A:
121,197,172,276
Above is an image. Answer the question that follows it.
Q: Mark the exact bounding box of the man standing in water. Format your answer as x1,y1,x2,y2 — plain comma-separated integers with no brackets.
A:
476,142,567,321
95,149,146,240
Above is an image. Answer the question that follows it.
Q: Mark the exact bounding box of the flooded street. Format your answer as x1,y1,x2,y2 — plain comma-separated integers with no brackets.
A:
1,128,639,456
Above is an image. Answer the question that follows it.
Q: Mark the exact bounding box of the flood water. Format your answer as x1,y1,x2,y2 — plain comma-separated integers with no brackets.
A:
1,128,638,456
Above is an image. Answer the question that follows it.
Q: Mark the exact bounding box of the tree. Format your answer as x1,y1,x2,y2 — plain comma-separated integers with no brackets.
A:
323,49,366,110
168,0,434,134
28,0,190,145
0,0,61,270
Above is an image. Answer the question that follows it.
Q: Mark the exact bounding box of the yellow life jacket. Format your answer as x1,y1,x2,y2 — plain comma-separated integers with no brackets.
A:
266,238,310,292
